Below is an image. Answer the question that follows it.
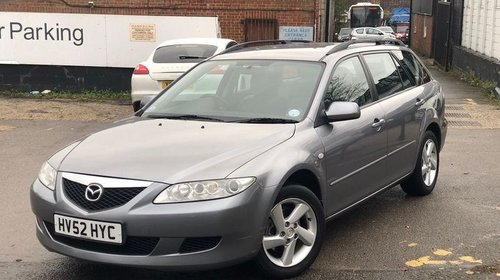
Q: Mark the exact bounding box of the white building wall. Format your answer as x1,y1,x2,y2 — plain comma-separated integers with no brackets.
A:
0,12,220,68
462,0,500,60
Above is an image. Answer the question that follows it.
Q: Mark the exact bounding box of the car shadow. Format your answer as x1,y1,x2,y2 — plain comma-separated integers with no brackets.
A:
323,186,423,241
33,186,425,280
41,258,261,280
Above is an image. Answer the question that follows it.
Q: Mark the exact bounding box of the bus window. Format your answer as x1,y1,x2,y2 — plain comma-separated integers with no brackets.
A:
349,3,383,28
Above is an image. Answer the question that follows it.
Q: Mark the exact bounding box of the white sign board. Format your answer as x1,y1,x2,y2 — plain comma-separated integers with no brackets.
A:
279,26,314,41
0,12,220,68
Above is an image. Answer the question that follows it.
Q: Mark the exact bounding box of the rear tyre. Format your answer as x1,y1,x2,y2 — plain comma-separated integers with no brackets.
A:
401,131,440,196
255,185,325,279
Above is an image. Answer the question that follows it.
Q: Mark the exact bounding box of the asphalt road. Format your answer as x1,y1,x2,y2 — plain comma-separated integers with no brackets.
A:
0,68,499,279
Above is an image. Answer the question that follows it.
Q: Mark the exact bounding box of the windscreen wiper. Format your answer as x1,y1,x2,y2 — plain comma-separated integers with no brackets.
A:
179,55,208,60
146,114,224,122
235,118,298,123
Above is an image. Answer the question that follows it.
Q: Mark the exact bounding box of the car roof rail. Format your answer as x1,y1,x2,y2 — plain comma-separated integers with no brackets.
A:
325,38,406,56
217,40,312,55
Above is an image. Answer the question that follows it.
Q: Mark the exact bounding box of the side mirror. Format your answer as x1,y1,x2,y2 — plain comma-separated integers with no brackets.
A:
325,101,360,122
139,96,155,111
379,32,384,35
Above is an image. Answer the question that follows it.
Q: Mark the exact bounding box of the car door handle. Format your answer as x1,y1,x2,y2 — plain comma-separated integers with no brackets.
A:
415,98,426,106
371,118,386,129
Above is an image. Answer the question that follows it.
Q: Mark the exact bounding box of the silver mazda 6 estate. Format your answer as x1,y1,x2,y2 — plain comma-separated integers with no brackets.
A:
31,39,447,279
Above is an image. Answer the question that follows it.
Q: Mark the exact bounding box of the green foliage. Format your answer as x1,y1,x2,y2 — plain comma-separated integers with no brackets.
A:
335,0,348,17
457,70,499,104
334,0,349,31
0,90,131,102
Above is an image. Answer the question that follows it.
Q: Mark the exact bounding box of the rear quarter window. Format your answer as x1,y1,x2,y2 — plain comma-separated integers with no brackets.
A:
153,44,218,63
226,41,238,49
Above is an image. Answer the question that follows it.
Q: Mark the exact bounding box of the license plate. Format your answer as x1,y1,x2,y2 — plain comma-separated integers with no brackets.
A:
54,214,123,244
161,80,171,89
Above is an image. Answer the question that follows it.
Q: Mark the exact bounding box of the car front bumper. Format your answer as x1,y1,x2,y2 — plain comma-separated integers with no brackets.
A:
30,176,275,270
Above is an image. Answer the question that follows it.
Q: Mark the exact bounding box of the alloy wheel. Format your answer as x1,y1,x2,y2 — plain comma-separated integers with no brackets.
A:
421,139,438,186
262,198,317,267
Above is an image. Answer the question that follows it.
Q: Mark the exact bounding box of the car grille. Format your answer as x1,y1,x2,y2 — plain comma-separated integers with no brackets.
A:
63,178,145,211
45,222,159,255
179,237,221,253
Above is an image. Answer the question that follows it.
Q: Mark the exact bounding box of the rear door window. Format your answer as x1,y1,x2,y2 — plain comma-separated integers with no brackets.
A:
363,53,404,99
153,44,218,63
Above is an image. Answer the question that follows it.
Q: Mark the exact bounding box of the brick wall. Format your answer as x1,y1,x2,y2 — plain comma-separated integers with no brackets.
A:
0,0,321,92
0,0,319,42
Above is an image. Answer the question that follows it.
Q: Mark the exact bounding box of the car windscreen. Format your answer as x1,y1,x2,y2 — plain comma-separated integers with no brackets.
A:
339,29,351,35
396,25,409,33
142,59,325,123
152,44,218,63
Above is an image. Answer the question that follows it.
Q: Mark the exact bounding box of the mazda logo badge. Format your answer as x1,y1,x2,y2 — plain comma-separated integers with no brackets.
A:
85,183,103,202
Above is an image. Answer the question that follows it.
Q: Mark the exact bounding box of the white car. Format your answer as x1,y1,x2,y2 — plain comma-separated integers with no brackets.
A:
131,38,237,111
349,27,396,41
377,26,396,36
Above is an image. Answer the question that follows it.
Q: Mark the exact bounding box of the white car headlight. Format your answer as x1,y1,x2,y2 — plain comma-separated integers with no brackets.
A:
153,177,256,204
38,162,57,191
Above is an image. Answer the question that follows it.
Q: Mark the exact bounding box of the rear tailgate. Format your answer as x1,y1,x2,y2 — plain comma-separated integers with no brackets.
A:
148,63,197,89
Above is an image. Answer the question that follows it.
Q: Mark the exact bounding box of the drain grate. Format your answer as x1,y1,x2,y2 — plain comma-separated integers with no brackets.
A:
448,120,482,127
445,112,472,118
446,105,465,110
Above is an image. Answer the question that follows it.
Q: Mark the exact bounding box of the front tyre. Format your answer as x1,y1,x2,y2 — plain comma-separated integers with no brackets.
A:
255,185,325,279
401,131,440,196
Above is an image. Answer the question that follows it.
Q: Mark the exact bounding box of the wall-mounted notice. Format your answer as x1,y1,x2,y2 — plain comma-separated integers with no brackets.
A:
279,26,314,41
130,24,156,42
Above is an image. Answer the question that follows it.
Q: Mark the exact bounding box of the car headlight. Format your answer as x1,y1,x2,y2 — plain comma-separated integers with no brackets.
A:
153,177,256,204
38,161,57,191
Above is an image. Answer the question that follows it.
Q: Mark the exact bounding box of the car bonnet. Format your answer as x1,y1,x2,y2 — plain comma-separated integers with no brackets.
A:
58,118,295,184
